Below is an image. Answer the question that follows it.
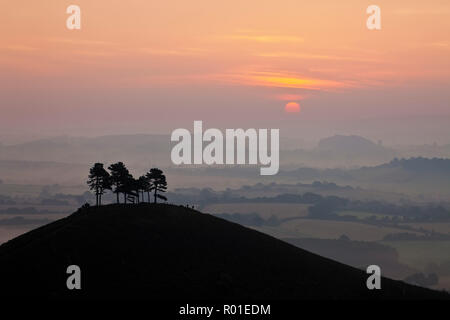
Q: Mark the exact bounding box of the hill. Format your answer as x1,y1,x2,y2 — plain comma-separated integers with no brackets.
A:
318,135,384,152
376,157,450,174
0,134,170,168
278,157,450,197
0,203,447,299
281,135,397,168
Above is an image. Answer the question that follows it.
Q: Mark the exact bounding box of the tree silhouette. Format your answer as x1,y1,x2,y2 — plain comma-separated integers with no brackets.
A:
87,162,168,206
123,175,140,204
146,168,167,203
137,175,149,203
87,163,111,206
108,162,131,204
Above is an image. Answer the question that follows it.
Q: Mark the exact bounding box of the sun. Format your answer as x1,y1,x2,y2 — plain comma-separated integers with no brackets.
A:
284,102,300,113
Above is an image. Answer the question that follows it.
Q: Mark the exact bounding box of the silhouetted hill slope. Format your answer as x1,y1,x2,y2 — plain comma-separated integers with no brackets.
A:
0,204,447,299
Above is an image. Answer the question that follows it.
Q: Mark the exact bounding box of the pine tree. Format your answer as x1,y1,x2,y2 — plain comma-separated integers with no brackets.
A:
108,162,131,203
87,163,111,206
137,175,149,203
146,168,168,203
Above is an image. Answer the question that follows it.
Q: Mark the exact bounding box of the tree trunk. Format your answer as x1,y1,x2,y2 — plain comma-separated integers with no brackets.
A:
95,178,100,206
116,192,119,204
154,188,157,204
147,192,150,203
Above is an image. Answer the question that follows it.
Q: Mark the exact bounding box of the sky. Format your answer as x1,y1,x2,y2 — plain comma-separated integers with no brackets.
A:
1,0,450,144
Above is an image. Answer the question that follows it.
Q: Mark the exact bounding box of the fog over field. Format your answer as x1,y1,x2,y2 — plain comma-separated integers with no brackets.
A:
1,133,450,291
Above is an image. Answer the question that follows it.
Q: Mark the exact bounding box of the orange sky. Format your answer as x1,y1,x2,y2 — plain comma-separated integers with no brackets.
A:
1,0,450,143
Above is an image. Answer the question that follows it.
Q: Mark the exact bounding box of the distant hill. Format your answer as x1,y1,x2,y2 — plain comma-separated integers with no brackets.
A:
0,134,171,184
318,135,384,152
282,135,397,168
0,203,447,299
0,159,87,185
349,157,450,194
0,134,171,167
279,157,450,197
316,135,396,164
377,157,450,174
0,134,396,174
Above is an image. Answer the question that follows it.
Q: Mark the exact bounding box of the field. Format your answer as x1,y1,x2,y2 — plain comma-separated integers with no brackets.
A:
0,183,85,197
381,241,450,270
0,213,69,245
203,203,310,219
0,226,34,244
0,204,75,213
436,276,450,290
254,219,420,241
400,222,450,235
0,183,43,197
337,210,392,220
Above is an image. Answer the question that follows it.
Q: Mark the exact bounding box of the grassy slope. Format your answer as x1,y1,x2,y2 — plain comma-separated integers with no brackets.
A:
0,203,447,300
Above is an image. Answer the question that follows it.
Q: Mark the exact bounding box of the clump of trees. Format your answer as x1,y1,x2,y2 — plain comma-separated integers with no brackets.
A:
87,162,167,206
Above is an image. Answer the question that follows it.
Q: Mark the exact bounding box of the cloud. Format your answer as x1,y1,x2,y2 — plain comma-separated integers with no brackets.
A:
275,94,305,101
1,45,38,52
393,8,450,16
220,33,304,43
219,70,351,90
138,48,206,56
427,41,450,49
46,38,117,46
256,52,380,63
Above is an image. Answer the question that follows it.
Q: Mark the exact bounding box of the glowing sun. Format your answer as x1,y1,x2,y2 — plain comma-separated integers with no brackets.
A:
284,102,301,113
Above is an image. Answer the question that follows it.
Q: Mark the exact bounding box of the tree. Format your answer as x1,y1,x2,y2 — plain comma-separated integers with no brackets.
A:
146,168,168,203
108,162,131,203
137,175,149,203
87,163,111,206
123,175,140,204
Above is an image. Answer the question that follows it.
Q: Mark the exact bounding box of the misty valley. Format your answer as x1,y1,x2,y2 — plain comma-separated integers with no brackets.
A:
1,134,450,292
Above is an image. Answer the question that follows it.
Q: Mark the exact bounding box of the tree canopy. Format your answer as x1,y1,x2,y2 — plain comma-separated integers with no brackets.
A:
87,162,168,206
